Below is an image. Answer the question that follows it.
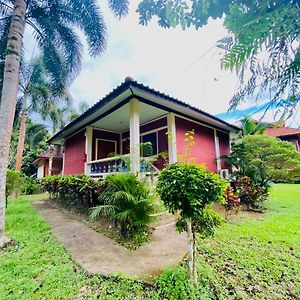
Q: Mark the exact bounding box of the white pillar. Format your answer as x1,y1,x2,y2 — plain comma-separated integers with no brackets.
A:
85,126,93,175
61,148,65,176
167,113,177,164
129,99,140,173
214,129,221,172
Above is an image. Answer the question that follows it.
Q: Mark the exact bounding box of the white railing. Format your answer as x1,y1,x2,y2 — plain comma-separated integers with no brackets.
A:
86,154,159,177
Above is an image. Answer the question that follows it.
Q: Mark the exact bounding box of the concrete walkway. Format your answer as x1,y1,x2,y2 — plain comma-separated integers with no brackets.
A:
33,200,187,279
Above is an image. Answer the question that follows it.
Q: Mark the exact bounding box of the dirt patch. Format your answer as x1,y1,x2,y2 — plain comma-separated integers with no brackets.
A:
212,203,266,222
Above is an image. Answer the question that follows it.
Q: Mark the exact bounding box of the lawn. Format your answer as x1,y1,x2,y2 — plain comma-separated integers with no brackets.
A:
0,184,299,299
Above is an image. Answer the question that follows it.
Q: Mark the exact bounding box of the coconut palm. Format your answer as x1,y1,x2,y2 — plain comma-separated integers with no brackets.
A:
239,116,269,138
15,57,70,173
0,0,129,244
90,174,154,237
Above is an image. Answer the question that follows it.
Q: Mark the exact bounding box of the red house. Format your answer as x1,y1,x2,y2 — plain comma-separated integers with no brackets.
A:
48,78,239,178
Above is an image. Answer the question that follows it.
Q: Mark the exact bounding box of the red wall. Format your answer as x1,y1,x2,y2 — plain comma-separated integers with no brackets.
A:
64,130,86,175
175,117,217,172
217,131,231,169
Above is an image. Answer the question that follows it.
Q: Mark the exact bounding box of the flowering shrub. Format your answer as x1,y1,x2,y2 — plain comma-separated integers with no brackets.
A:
42,175,104,210
224,187,240,219
233,176,269,210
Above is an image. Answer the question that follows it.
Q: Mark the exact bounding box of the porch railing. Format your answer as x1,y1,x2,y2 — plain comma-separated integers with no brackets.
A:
86,154,159,177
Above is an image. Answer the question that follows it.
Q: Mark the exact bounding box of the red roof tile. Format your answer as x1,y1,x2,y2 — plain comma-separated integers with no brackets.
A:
265,127,300,137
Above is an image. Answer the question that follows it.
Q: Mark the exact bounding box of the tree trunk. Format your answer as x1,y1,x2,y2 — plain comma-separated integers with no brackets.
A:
187,219,195,283
0,0,27,244
192,227,198,284
15,97,28,173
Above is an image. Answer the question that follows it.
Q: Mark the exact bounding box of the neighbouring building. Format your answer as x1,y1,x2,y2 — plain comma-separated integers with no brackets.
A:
265,126,300,152
33,146,63,179
47,78,239,178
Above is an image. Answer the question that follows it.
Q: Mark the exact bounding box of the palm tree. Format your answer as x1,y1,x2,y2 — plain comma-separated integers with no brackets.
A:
15,57,70,173
90,174,154,237
239,116,269,137
0,0,129,244
9,118,49,176
45,100,89,133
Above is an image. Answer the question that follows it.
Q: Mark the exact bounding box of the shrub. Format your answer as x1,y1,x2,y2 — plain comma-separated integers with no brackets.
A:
90,173,154,237
6,170,20,199
21,175,43,195
156,266,196,300
157,163,227,283
224,187,240,219
42,175,104,210
233,176,269,210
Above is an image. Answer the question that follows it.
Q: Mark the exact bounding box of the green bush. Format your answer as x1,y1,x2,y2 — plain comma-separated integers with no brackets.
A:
90,173,154,237
156,267,196,300
6,170,20,199
228,135,300,187
157,164,227,218
21,175,43,195
42,175,104,210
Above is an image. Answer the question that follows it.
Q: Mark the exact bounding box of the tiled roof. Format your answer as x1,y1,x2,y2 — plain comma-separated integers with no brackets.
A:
48,78,240,143
265,127,300,137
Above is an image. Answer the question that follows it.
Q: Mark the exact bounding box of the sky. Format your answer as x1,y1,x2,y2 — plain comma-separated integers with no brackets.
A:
25,0,300,129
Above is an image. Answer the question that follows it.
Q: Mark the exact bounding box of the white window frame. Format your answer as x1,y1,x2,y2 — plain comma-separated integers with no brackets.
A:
95,138,117,160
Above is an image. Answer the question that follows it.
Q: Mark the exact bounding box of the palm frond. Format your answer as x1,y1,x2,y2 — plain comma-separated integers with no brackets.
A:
90,204,115,219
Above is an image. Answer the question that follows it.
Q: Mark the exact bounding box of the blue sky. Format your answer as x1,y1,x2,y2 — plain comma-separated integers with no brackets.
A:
24,0,300,129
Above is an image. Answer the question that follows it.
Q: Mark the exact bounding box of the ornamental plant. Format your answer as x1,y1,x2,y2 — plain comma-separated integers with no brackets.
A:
157,163,227,283
233,176,269,210
90,173,154,237
224,187,240,220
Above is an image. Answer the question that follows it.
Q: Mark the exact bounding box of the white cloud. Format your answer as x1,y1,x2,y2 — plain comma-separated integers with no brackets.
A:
22,0,299,128
70,0,238,115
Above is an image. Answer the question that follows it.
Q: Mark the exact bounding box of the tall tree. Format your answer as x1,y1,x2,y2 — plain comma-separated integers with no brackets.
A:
9,118,49,176
15,57,70,173
137,0,300,116
240,116,268,137
0,0,129,244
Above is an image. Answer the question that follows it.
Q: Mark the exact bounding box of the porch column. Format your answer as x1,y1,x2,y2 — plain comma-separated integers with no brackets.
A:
84,126,93,175
48,146,53,176
214,129,221,172
167,113,177,164
129,99,140,173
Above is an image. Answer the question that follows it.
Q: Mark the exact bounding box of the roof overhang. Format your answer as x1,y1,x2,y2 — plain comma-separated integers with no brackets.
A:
49,80,240,144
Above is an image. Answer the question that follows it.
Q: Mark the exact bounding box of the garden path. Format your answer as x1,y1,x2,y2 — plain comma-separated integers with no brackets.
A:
33,200,187,280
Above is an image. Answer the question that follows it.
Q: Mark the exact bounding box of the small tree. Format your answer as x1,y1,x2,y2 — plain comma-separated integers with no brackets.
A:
228,135,300,187
157,164,227,283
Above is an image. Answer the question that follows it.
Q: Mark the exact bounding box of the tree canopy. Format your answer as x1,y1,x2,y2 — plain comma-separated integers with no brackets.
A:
138,0,300,117
228,134,300,185
0,0,129,97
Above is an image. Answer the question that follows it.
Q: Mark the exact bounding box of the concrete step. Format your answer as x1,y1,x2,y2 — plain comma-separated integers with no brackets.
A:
150,211,176,229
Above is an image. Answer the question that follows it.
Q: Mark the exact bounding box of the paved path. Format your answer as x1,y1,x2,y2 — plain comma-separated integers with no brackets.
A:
33,200,187,280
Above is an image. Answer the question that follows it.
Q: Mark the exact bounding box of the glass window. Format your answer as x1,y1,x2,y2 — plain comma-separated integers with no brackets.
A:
141,132,157,156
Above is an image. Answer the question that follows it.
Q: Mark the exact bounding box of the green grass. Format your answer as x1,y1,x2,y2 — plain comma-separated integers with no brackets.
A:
0,195,153,300
195,184,300,299
0,184,299,299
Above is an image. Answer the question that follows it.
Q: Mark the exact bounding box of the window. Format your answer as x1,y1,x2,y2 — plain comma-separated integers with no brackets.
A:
96,139,117,160
141,132,157,156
